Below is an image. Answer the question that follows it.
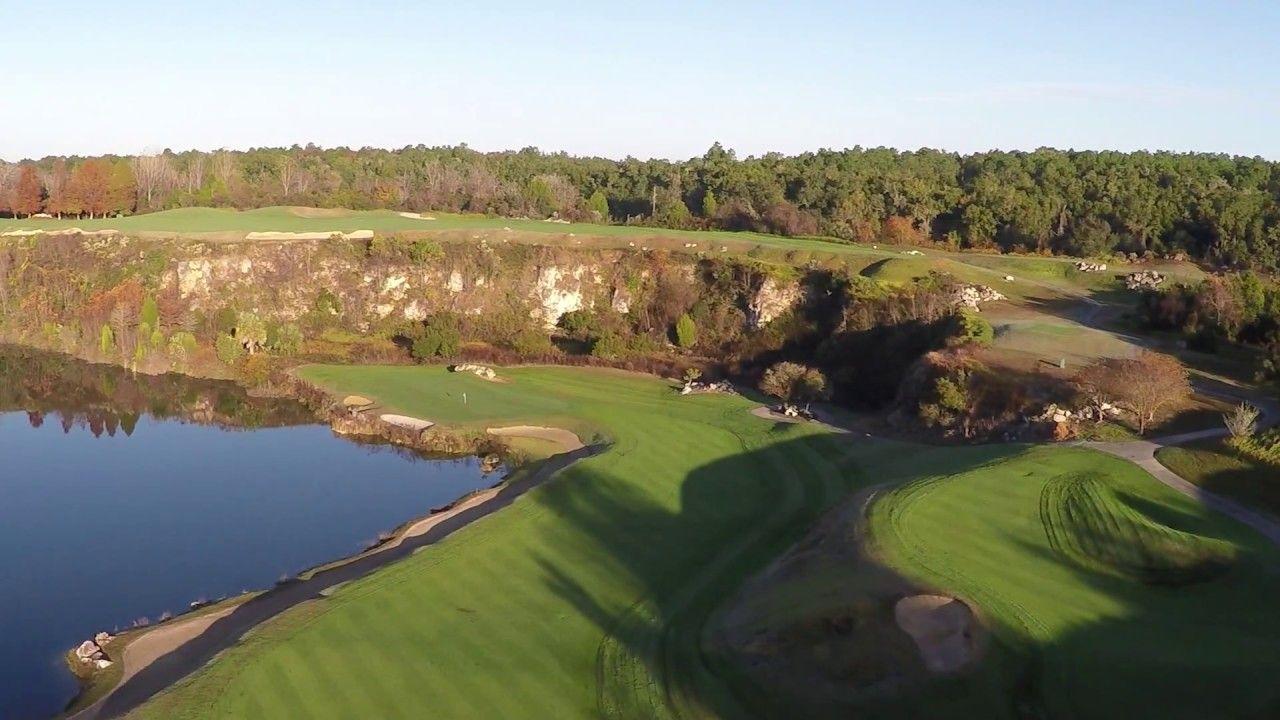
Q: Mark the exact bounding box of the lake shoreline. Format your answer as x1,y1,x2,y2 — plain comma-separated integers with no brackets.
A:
61,379,590,720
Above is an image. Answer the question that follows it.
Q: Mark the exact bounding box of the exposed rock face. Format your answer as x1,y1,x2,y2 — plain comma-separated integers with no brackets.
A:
748,277,802,329
531,265,586,328
1125,270,1165,291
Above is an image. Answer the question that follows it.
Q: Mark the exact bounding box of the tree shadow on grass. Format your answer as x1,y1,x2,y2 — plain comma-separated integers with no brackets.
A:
531,437,1280,720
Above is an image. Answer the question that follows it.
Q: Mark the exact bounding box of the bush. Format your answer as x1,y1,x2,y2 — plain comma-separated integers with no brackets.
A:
168,331,198,366
511,328,554,356
410,314,461,360
950,310,994,347
590,333,628,360
268,323,303,356
408,239,442,263
216,332,244,365
558,309,598,341
674,313,698,349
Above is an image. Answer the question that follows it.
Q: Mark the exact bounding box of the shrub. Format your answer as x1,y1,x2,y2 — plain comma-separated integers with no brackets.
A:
314,289,342,316
408,239,442,263
168,331,197,366
235,312,267,353
590,333,627,360
410,314,461,360
216,332,244,365
268,323,303,356
140,295,160,330
674,313,698,349
950,310,994,347
511,327,554,356
558,309,598,341
1224,402,1260,439
99,325,115,355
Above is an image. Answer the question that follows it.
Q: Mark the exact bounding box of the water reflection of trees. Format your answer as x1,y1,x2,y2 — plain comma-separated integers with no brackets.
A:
0,345,314,437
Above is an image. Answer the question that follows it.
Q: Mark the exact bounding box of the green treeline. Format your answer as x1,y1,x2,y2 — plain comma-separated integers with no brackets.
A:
7,143,1280,267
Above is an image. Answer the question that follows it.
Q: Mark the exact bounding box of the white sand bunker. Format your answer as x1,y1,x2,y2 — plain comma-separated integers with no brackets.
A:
1,227,120,237
398,212,436,220
244,230,373,241
487,425,584,452
379,414,434,432
894,594,975,673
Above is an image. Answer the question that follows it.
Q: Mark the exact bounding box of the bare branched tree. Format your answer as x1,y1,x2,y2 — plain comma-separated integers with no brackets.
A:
131,154,177,209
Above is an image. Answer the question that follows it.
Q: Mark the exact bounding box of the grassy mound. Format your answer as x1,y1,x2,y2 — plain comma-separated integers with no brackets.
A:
1039,472,1235,585
871,445,1280,719
860,257,940,284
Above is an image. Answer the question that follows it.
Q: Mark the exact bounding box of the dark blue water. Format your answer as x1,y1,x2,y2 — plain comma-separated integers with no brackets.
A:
0,360,498,718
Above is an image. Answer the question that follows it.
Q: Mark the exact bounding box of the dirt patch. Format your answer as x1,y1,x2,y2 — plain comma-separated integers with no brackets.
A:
487,425,584,452
893,595,976,673
342,395,374,409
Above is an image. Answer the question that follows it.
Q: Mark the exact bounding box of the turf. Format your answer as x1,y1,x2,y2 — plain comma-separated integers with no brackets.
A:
1158,440,1280,519
126,367,1280,719
127,365,872,719
872,444,1280,719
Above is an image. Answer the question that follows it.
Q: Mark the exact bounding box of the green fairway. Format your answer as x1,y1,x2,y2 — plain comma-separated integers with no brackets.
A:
127,365,871,719
123,366,1280,719
0,206,1124,299
871,445,1280,719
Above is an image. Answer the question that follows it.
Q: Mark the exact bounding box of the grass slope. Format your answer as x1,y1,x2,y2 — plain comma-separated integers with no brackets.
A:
1158,439,1280,519
126,367,1280,719
872,445,1280,719
127,366,870,719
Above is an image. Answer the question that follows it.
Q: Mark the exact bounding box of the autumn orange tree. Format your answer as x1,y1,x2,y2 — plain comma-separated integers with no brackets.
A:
1076,350,1190,434
10,165,44,216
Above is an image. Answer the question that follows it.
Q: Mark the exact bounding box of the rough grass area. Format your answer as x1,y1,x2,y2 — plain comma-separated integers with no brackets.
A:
1158,440,1280,519
872,445,1280,719
124,368,1280,719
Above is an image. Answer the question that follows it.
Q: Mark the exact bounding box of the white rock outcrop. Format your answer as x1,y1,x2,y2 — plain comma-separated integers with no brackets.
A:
1125,270,1165,291
951,284,1006,311
748,277,801,329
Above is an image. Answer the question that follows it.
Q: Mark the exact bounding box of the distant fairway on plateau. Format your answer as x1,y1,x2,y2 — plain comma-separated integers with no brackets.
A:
123,367,1280,719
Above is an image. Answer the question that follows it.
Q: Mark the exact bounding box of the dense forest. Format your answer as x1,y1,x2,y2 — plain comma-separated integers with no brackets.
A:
6,144,1280,268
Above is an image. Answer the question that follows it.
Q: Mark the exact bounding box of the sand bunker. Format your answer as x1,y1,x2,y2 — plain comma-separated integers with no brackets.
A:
287,207,352,219
398,212,437,220
244,230,374,241
894,595,975,673
379,414,434,432
1,227,120,238
487,425,584,452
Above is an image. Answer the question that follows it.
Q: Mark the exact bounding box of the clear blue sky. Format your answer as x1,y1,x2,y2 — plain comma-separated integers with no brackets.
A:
3,0,1280,162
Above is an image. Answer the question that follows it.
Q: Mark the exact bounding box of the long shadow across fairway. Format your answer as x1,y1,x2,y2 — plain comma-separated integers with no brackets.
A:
77,443,604,720
532,437,1280,720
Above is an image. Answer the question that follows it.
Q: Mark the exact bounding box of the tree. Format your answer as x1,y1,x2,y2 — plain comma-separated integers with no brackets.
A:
701,189,718,219
131,154,176,210
69,160,111,218
1076,351,1190,434
586,189,609,221
11,165,43,217
760,361,829,407
674,313,697,349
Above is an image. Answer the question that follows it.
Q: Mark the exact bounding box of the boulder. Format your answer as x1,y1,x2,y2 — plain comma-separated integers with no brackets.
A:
452,363,497,380
94,632,114,646
951,284,1006,311
1075,260,1108,273
94,659,114,670
75,641,102,662
1125,270,1165,291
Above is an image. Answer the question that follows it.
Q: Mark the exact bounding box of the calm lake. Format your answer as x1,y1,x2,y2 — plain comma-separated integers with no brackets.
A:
0,348,499,719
